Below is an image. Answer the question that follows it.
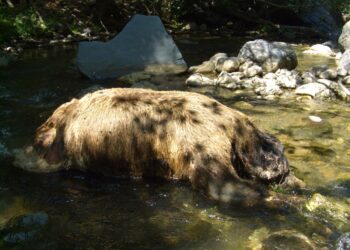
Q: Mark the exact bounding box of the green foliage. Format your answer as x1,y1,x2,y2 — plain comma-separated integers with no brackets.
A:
13,9,47,38
0,7,51,43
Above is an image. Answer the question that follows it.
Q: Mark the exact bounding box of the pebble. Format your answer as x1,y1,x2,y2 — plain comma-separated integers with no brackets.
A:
308,115,322,123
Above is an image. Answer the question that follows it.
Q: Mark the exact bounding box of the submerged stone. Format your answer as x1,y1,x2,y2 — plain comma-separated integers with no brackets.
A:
77,14,187,79
248,228,315,250
1,212,49,244
305,193,350,231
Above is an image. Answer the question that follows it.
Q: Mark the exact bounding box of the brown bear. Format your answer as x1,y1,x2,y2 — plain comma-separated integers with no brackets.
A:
14,88,299,205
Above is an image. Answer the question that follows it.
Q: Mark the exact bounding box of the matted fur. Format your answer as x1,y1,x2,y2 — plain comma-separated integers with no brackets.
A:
18,88,291,204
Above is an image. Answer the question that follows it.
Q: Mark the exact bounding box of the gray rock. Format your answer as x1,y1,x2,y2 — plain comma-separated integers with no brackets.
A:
317,79,350,101
214,57,227,73
215,71,242,88
337,50,350,73
244,65,263,78
295,82,334,99
319,69,338,80
302,72,318,84
238,39,298,73
338,68,348,77
210,52,228,65
339,21,350,51
221,57,240,73
241,76,263,89
337,232,350,250
343,76,350,85
185,74,215,86
189,60,215,74
275,69,300,89
310,65,329,77
239,60,255,73
77,14,187,79
255,79,283,96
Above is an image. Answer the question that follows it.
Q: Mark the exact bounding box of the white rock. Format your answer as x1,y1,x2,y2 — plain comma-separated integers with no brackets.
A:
186,74,215,86
215,71,242,87
303,44,336,57
308,115,322,122
295,82,333,99
317,79,350,100
255,79,283,96
222,57,240,72
244,65,263,78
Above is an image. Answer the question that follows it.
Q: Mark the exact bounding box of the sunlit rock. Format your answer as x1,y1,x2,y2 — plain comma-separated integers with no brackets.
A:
318,69,338,80
308,115,322,123
336,232,350,250
221,57,241,73
343,76,350,85
339,21,350,51
317,79,350,101
303,44,336,58
305,193,350,231
248,228,315,250
185,73,215,86
77,14,187,79
243,65,263,78
215,71,242,88
238,39,298,73
337,50,350,74
274,69,301,89
295,83,334,100
255,79,283,96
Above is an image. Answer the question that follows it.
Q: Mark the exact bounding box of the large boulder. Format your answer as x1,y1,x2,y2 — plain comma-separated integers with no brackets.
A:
238,39,298,73
339,21,350,51
77,14,187,80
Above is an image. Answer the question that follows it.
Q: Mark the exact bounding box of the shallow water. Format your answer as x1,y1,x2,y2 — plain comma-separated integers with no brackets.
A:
0,38,349,249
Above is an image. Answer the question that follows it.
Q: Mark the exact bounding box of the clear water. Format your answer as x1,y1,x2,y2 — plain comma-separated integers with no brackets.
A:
0,38,348,249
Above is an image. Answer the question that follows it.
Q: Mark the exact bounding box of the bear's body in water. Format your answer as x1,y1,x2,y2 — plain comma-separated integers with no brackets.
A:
15,88,300,205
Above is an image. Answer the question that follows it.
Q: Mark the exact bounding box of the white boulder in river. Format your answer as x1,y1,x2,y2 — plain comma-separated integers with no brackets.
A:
77,14,187,80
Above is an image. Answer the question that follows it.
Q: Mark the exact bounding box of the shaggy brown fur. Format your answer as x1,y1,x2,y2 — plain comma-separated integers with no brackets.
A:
17,88,293,205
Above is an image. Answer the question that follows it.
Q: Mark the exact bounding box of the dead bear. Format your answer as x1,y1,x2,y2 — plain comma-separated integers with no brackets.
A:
14,88,299,205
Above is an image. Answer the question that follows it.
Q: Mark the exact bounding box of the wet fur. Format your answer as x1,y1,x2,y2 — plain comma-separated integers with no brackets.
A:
30,88,290,204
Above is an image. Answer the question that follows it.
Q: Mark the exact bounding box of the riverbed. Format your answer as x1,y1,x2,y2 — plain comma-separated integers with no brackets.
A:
0,37,349,249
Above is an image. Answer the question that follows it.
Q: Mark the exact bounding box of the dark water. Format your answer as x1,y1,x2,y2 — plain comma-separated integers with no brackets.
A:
0,38,349,249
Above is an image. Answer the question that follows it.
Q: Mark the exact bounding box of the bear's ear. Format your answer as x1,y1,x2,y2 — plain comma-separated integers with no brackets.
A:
231,119,289,184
